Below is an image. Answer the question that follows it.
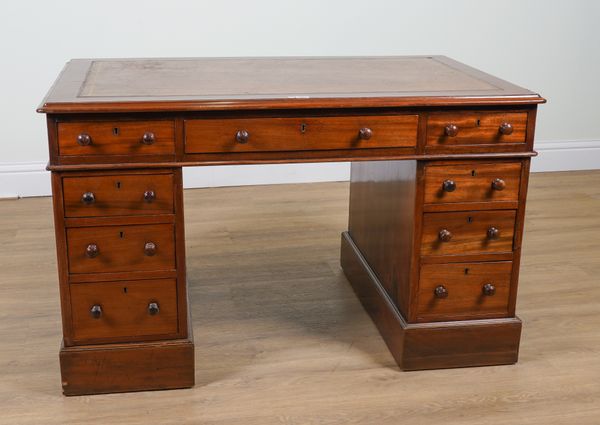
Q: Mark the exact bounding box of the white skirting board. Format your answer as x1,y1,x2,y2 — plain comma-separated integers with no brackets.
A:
1,140,599,199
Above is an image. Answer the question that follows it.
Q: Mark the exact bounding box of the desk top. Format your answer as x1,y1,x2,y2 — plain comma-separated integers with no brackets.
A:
38,56,544,114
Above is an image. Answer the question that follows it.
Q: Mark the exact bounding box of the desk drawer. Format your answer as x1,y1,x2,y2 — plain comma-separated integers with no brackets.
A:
67,224,175,274
184,115,418,153
63,173,174,218
70,279,178,343
417,262,512,322
424,162,521,205
58,120,175,156
421,210,516,257
426,112,527,148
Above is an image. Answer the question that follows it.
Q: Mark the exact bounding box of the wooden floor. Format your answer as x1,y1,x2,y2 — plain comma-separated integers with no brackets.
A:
1,170,600,424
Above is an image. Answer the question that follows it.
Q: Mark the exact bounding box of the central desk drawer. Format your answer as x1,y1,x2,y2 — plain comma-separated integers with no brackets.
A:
184,115,418,153
70,279,178,343
63,173,174,218
58,120,176,156
421,210,516,257
424,162,521,205
67,224,175,274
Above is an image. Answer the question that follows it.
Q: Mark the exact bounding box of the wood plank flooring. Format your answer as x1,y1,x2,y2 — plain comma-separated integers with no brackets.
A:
1,170,599,424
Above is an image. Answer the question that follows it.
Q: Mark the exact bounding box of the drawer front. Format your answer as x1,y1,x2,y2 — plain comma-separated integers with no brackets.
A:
421,210,516,257
424,162,521,205
184,115,418,154
58,120,176,156
67,224,175,274
63,173,174,218
417,262,512,322
426,112,527,147
70,279,178,343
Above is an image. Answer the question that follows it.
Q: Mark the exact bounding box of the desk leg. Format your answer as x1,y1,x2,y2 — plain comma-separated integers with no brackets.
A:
341,160,523,370
51,168,195,395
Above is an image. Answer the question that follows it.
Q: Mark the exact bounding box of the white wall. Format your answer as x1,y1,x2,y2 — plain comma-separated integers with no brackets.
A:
1,0,599,197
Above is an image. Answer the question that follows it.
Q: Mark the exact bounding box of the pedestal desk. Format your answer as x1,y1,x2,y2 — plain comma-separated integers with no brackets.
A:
38,56,545,395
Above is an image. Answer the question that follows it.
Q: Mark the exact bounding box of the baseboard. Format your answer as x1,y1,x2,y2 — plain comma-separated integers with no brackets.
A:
532,139,600,172
182,162,351,188
0,161,352,199
0,161,51,199
2,140,599,198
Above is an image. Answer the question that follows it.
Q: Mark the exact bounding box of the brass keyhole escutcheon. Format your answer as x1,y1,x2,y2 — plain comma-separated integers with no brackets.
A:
300,123,307,133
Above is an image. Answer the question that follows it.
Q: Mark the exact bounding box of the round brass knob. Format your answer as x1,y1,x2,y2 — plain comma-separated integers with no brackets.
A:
499,122,514,135
141,132,155,145
85,243,99,258
81,192,95,204
144,190,156,202
487,227,500,240
77,133,92,146
442,180,456,192
358,127,373,140
438,229,453,242
144,242,157,256
491,178,506,191
90,305,102,319
148,302,160,316
444,124,459,137
434,285,448,299
482,283,496,296
235,130,250,144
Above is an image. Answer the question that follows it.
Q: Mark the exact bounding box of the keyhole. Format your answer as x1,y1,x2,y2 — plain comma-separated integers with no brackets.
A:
300,123,307,133
113,127,120,136
471,170,476,177
123,287,128,294
119,231,124,238
464,268,470,275
476,119,481,127
467,216,473,223
116,181,121,189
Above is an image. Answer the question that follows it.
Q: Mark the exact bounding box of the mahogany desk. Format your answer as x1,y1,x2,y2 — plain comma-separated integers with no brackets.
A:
38,56,545,395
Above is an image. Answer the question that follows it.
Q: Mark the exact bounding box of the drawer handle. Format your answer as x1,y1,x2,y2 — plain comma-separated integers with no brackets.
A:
438,229,453,242
434,285,448,299
85,243,99,258
442,179,456,192
144,241,157,256
148,302,160,316
499,122,514,135
491,178,506,191
141,131,155,145
482,283,496,296
144,190,156,202
81,192,96,204
77,133,92,146
444,124,459,137
487,227,500,240
235,130,250,144
90,305,102,319
358,127,373,140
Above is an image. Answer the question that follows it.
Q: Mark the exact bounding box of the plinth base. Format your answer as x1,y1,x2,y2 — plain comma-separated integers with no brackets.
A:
341,231,522,370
